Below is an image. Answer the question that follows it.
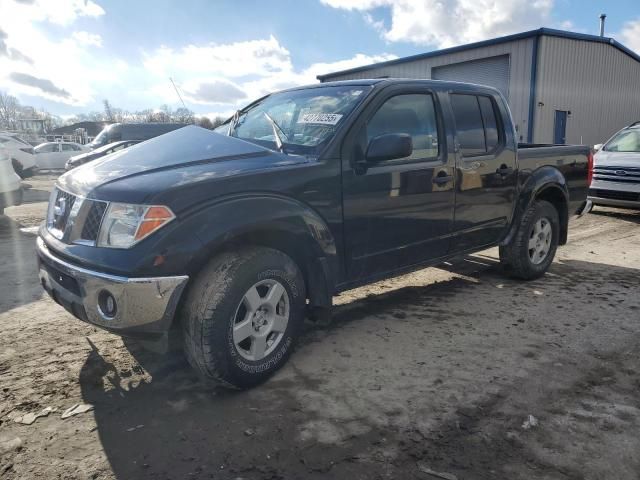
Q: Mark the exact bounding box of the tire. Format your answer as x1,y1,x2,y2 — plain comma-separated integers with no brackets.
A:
499,200,559,280
181,246,306,389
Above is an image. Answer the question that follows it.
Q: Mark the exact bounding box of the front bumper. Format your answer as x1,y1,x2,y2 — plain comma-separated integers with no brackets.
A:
37,236,189,337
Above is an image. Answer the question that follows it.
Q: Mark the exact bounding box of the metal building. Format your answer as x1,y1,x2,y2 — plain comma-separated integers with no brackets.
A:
317,28,640,146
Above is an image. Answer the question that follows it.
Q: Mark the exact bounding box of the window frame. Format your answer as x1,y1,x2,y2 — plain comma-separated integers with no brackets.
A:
449,92,505,159
356,87,446,169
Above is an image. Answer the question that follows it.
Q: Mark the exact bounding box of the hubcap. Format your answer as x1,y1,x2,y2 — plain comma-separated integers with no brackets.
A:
232,279,290,361
528,217,552,265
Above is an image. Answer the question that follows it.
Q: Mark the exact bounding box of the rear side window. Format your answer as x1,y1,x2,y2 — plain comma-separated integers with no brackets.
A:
451,94,501,157
366,93,440,162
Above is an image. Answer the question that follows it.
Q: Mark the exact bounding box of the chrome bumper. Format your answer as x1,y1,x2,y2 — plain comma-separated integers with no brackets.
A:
37,236,188,334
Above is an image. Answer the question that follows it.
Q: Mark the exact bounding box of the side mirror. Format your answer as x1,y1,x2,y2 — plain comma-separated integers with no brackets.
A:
593,143,603,151
366,133,413,163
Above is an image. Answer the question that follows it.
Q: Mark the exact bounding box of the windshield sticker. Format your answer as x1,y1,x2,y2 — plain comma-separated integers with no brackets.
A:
298,113,343,125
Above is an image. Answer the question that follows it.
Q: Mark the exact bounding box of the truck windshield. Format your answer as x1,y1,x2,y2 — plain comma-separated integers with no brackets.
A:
220,85,371,156
89,126,112,148
604,129,640,152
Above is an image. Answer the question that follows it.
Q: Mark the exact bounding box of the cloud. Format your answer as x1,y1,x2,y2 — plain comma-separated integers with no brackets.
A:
143,36,291,79
145,35,396,110
188,79,247,105
72,31,102,47
7,0,105,26
320,0,554,48
619,18,640,54
9,72,70,98
0,0,124,105
0,27,32,63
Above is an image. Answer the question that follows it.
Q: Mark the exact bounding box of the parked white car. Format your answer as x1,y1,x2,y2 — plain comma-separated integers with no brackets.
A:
0,132,37,178
0,146,23,215
34,142,90,170
589,122,640,209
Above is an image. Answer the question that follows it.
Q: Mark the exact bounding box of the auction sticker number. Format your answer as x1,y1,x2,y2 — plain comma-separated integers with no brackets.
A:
298,113,343,125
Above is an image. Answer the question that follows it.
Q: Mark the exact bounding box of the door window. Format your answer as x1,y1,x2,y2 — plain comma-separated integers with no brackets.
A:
450,94,501,156
36,143,59,153
61,144,75,151
366,94,439,162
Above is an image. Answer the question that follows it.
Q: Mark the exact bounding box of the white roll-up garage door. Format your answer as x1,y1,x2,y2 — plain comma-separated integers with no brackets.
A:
432,55,511,100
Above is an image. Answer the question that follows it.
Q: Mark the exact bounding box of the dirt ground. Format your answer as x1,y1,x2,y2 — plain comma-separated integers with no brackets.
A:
1,174,639,480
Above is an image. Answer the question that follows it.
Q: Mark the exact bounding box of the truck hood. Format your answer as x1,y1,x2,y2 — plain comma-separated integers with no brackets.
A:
57,125,307,207
594,150,640,168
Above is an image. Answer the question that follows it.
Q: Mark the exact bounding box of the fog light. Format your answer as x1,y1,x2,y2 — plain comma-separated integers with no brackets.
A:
98,290,117,318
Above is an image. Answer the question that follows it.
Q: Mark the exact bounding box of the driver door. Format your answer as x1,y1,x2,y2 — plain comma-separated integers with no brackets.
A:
342,86,456,281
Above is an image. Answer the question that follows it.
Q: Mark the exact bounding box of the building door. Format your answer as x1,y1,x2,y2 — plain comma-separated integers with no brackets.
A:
554,110,568,144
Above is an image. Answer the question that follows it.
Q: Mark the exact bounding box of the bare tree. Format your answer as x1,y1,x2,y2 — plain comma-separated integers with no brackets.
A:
0,91,20,130
103,99,114,122
173,107,194,124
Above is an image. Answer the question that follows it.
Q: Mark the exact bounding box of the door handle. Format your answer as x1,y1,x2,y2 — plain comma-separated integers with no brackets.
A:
432,174,453,185
496,165,514,176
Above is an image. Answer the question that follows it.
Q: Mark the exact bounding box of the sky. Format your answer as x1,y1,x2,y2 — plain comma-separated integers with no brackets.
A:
0,0,639,119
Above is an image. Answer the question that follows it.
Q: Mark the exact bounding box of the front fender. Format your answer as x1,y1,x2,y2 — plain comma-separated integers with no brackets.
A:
182,193,338,306
501,166,569,245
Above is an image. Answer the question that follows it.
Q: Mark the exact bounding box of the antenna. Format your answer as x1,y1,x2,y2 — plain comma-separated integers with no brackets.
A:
170,77,188,110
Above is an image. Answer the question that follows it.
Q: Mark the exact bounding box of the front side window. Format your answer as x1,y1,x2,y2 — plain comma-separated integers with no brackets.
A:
224,85,371,156
604,129,640,152
366,93,439,162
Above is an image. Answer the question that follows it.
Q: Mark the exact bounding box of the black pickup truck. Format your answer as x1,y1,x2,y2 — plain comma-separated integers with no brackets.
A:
37,79,592,388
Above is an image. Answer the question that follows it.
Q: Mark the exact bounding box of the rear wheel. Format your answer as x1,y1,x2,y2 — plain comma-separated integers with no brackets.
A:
499,200,559,280
181,246,305,389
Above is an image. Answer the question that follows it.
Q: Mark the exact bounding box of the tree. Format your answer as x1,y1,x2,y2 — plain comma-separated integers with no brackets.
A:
173,107,195,124
0,91,19,130
103,99,114,122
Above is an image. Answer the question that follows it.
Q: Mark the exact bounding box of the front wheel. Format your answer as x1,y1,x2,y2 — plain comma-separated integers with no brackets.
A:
499,200,559,280
181,246,306,389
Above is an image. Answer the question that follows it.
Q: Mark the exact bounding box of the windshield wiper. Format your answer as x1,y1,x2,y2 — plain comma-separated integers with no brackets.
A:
263,112,288,154
227,110,241,137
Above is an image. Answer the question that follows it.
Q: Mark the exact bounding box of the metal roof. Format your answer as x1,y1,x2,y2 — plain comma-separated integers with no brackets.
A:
317,28,640,81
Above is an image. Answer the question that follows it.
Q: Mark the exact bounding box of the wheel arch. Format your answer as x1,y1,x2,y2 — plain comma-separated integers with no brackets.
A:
181,194,338,311
502,166,569,246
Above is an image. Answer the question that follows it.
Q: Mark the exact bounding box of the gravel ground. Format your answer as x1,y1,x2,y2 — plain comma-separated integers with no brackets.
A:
1,174,639,480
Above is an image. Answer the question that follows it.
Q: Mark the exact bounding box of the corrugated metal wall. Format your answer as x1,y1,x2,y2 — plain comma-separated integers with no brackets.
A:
534,36,640,146
432,55,511,99
321,38,536,142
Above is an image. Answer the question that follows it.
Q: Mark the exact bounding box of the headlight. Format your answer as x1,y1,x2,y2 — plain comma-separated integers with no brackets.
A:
97,203,175,248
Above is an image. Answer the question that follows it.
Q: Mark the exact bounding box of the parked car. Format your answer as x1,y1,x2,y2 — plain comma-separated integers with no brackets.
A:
0,132,37,178
88,123,187,149
37,79,591,389
65,140,140,170
0,146,23,215
588,121,640,209
34,142,90,170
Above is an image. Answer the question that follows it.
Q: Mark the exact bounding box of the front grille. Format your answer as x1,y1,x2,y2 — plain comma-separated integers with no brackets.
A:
81,201,108,241
590,189,640,202
48,189,77,238
593,166,640,184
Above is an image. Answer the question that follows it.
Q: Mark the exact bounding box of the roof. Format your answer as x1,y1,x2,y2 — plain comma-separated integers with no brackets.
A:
317,28,640,81
50,121,110,137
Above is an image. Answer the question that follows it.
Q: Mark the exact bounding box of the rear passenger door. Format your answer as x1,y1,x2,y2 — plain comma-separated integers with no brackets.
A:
342,85,455,281
448,92,517,251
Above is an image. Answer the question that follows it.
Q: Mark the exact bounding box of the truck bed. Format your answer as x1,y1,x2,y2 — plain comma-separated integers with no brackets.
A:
518,143,591,214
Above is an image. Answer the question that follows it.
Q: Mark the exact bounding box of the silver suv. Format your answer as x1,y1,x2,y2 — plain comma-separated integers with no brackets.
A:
589,122,640,209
